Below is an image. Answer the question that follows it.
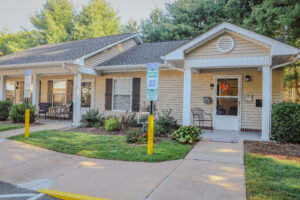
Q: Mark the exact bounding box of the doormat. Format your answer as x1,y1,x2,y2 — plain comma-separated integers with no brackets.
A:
210,138,238,143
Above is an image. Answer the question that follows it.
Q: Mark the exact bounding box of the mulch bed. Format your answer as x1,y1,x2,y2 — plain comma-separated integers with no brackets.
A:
67,126,173,143
0,120,44,127
245,141,300,162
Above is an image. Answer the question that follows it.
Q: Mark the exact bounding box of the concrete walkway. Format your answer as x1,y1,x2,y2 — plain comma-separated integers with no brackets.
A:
0,120,71,139
149,138,246,200
0,135,246,200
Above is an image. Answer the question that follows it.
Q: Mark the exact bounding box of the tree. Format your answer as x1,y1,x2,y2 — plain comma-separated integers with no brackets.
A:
121,19,139,34
140,0,259,42
0,30,43,56
244,0,300,48
30,0,76,43
75,0,120,39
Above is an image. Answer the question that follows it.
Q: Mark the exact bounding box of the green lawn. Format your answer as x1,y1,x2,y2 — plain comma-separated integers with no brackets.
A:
0,123,23,132
245,153,300,200
10,130,193,162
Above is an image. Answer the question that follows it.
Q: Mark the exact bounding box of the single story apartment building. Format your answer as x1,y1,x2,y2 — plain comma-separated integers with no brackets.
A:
0,22,299,140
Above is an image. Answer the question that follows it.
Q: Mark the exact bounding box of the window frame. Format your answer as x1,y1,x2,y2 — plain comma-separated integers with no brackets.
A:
52,79,67,106
112,77,133,112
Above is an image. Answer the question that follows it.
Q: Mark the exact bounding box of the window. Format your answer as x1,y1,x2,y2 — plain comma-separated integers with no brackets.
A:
113,78,132,111
81,81,92,107
53,80,67,106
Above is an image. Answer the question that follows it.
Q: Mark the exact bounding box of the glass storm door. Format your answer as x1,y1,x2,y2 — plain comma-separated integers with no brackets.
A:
213,76,241,130
80,79,94,115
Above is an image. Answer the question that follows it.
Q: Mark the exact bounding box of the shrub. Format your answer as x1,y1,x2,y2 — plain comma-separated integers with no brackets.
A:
271,102,300,143
125,129,143,143
81,109,105,127
120,112,137,130
10,103,36,123
0,100,11,121
154,109,179,136
105,117,122,131
172,126,203,144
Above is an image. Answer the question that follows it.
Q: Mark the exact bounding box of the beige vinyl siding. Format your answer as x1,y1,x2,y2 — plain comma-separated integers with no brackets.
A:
85,39,137,67
186,32,270,59
191,68,283,130
93,70,184,121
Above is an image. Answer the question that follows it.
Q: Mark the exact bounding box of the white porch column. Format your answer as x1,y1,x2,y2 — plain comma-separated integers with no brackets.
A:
261,65,272,140
72,72,82,126
182,68,192,126
0,75,6,101
32,74,40,106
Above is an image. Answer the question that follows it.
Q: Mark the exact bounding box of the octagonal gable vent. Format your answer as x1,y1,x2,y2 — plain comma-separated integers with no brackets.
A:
217,36,235,53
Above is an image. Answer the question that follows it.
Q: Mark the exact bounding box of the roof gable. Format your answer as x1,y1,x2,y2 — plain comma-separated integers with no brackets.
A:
0,33,141,67
186,31,270,59
164,22,299,61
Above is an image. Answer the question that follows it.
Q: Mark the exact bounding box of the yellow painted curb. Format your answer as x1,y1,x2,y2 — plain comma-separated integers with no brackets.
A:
38,188,110,200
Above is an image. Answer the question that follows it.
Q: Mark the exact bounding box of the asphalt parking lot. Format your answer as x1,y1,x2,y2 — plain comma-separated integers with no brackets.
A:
0,181,59,200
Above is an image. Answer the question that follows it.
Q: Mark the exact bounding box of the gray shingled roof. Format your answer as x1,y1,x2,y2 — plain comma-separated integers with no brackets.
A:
0,33,136,66
98,40,191,66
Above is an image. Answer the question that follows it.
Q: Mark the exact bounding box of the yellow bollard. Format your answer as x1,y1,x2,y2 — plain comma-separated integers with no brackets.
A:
25,109,30,138
148,115,154,155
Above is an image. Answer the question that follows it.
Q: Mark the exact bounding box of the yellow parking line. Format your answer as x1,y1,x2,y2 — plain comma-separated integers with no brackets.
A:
38,188,110,200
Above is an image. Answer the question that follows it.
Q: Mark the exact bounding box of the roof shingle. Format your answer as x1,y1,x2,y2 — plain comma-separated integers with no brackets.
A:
0,33,136,66
98,40,191,66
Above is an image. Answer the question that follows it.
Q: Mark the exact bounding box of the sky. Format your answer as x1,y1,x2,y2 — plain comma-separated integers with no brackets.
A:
0,0,175,33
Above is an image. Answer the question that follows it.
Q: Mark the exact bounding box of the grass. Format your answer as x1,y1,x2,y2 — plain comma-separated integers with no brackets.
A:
10,130,193,162
245,153,300,200
0,123,23,132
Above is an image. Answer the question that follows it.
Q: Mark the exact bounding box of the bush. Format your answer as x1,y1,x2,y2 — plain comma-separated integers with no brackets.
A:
172,126,203,144
10,103,36,123
120,112,137,129
271,102,300,143
81,109,105,127
0,100,11,121
125,129,143,143
105,117,122,131
154,109,179,136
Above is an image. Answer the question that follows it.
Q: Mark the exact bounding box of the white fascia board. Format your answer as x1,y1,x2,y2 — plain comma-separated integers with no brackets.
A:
164,22,299,60
78,66,100,75
95,64,170,72
0,60,73,70
78,34,143,61
185,56,271,68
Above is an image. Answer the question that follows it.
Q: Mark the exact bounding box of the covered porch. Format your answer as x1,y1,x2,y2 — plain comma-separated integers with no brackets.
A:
0,63,98,126
163,22,299,140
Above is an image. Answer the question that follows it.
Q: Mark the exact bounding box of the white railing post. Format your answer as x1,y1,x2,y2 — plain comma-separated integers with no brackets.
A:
0,75,6,101
32,74,40,106
72,73,82,126
182,68,192,126
261,65,272,140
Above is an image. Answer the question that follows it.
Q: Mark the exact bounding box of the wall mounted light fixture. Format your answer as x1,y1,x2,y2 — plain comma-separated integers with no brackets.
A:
245,75,251,82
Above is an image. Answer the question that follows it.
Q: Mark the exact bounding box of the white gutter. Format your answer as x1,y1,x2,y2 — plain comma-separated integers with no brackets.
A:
0,60,73,70
271,56,299,70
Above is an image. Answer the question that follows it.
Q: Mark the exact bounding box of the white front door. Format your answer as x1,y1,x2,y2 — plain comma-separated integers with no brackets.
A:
80,79,94,115
213,76,241,130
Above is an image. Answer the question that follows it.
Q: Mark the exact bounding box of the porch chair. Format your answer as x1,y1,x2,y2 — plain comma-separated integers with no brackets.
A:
191,107,213,130
38,103,50,119
59,103,73,120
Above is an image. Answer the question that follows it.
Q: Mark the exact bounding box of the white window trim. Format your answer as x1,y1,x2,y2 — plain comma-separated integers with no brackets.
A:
112,77,133,112
81,78,95,109
52,79,67,106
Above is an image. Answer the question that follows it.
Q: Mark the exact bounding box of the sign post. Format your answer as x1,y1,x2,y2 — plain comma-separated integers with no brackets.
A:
146,62,159,155
24,70,32,138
